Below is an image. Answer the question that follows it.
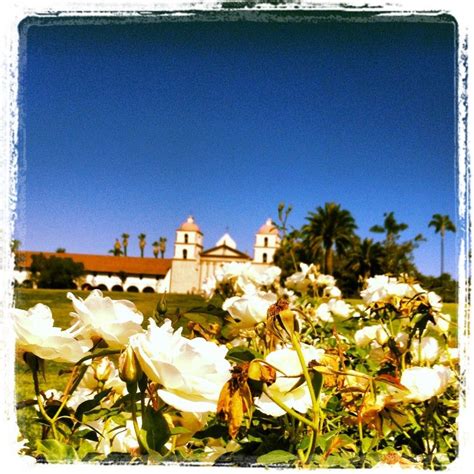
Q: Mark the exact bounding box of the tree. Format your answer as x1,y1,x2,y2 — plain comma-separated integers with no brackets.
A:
11,239,24,268
122,233,130,257
138,233,146,258
152,241,160,258
30,253,84,289
347,237,384,281
370,211,408,244
302,202,357,275
159,237,167,258
109,239,122,256
429,214,456,276
56,248,66,253
370,212,424,275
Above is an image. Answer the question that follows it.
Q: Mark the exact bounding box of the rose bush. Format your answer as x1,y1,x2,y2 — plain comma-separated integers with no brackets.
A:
14,266,459,469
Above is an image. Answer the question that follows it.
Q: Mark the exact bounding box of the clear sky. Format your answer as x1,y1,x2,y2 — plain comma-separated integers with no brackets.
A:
16,17,458,277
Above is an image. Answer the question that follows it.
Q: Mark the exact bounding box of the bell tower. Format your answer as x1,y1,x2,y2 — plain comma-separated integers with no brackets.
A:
170,216,203,293
254,218,280,265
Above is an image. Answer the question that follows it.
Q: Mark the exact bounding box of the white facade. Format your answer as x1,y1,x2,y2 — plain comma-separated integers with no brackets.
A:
169,216,280,294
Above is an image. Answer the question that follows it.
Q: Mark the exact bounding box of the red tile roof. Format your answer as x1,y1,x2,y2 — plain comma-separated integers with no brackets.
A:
18,251,172,276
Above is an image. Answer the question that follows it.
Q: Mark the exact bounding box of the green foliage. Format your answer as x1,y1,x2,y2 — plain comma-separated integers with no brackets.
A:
416,272,457,303
302,202,358,275
30,253,84,289
256,450,298,465
141,406,170,452
36,439,80,463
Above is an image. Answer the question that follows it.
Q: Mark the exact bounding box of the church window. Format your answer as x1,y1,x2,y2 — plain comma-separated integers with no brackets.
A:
263,253,268,263
264,237,268,247
183,249,188,259
184,233,189,243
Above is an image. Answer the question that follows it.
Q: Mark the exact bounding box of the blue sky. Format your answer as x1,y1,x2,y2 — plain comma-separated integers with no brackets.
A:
16,18,458,277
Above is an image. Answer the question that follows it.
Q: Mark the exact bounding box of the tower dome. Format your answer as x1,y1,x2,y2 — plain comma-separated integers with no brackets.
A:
257,218,279,235
179,216,201,232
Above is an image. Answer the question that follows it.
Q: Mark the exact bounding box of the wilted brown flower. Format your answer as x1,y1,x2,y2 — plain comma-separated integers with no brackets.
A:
217,360,276,438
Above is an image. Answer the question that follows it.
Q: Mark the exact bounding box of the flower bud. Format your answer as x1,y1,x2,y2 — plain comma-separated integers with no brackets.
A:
95,357,114,382
156,295,168,318
119,346,142,385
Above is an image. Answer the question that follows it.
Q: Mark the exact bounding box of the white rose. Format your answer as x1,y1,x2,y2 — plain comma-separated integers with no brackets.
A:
67,290,144,348
216,262,251,283
323,285,342,299
285,263,314,293
315,303,333,323
316,274,336,288
243,265,281,288
130,319,231,413
394,332,409,352
255,345,325,417
111,419,140,454
201,276,217,299
328,298,352,320
399,365,451,402
410,337,440,365
429,312,451,334
354,325,380,347
427,291,443,312
439,347,459,365
360,275,393,303
13,304,92,363
222,290,277,328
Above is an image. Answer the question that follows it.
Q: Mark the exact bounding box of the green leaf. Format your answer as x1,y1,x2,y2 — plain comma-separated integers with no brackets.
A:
181,311,223,327
186,304,227,318
220,324,239,340
193,423,228,440
310,370,323,400
75,388,112,421
141,406,171,452
36,439,79,463
226,346,263,363
75,429,99,442
257,450,298,465
170,426,191,435
297,435,311,451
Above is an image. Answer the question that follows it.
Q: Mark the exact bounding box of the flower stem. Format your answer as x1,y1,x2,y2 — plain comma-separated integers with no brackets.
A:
261,385,317,431
128,383,147,454
32,368,59,440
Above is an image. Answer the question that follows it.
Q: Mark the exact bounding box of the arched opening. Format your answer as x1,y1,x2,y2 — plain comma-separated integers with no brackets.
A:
264,237,268,247
97,284,109,292
184,233,189,243
262,253,268,263
81,283,93,291
127,286,139,293
143,286,155,293
183,249,188,259
111,285,124,292
21,279,33,288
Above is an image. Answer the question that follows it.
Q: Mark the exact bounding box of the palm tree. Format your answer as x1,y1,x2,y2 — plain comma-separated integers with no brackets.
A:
109,239,122,256
429,214,456,275
121,233,130,257
138,233,146,258
303,202,357,275
370,211,408,244
152,241,160,258
159,236,167,258
347,237,384,281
